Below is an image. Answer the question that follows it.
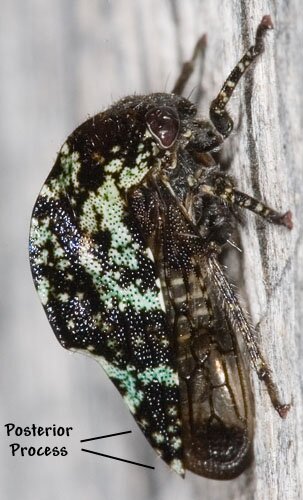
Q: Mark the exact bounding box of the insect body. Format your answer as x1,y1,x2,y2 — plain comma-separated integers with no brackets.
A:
29,16,291,479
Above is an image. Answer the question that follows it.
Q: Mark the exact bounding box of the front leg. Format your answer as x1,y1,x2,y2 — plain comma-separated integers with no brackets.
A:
210,16,273,138
200,176,293,230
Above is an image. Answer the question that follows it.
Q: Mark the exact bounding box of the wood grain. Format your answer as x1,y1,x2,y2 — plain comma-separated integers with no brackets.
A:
1,1,301,499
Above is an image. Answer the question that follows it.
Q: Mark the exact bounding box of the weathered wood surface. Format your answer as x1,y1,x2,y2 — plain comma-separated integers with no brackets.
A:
1,1,302,499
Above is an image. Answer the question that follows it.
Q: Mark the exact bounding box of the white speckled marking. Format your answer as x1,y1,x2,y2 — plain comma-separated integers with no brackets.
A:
170,458,184,475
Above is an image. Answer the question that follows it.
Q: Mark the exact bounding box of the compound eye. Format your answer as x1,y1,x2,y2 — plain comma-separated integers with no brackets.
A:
146,106,180,149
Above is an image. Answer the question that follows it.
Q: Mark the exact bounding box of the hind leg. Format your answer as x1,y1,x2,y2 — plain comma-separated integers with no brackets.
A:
172,34,207,96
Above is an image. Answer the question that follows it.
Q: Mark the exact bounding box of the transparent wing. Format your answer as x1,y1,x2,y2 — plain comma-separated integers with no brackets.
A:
131,183,254,479
178,259,254,479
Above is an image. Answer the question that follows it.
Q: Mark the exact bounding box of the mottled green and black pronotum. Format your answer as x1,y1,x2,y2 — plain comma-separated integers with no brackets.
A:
29,17,292,479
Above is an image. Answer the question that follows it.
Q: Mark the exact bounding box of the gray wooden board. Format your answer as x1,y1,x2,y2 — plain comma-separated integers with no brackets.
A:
0,0,302,499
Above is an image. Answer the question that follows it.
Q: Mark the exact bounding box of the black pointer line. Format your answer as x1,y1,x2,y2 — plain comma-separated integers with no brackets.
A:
80,430,132,443
81,448,155,470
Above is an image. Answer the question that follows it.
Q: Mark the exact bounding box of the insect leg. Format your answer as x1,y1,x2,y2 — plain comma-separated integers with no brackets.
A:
210,15,273,138
200,180,293,229
229,189,293,229
172,34,207,96
203,255,290,418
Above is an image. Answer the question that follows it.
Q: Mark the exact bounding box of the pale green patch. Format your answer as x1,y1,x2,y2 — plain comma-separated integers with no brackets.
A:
80,177,133,256
118,150,151,190
67,319,75,329
49,234,70,270
160,338,170,348
152,432,165,444
60,143,69,155
78,177,162,312
30,217,51,248
136,151,151,165
78,237,104,280
56,259,70,271
171,437,182,450
58,292,69,302
118,301,125,312
37,276,50,305
139,418,148,429
167,406,178,417
93,312,102,322
138,364,179,387
52,240,65,258
104,158,123,173
80,193,100,233
118,164,149,190
39,183,54,201
106,339,118,349
95,357,144,413
133,336,145,347
170,459,184,476
108,244,137,269
33,248,49,266
61,150,81,189
100,272,161,312
42,143,81,200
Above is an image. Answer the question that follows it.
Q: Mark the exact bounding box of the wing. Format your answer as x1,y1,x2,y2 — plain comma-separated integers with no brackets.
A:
180,256,254,479
29,123,184,474
130,182,254,479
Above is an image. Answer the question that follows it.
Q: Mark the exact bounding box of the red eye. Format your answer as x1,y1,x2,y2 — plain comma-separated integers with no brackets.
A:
146,107,180,149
